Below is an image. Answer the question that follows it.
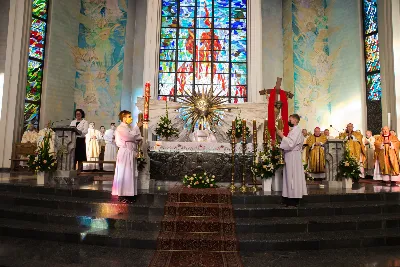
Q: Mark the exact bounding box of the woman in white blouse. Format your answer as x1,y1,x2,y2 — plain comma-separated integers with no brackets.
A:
70,109,89,171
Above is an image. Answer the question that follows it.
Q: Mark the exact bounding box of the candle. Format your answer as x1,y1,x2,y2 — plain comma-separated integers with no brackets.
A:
231,120,236,142
242,119,246,143
144,82,151,121
138,113,143,122
388,113,391,129
253,119,257,144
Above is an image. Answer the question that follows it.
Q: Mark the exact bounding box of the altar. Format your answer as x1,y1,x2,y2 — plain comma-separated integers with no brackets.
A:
148,141,258,184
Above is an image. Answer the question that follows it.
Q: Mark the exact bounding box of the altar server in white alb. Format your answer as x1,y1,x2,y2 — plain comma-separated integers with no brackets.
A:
112,111,143,204
103,123,118,171
85,122,101,170
277,114,307,207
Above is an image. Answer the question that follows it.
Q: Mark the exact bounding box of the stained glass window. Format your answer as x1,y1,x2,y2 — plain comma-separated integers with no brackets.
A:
158,0,247,103
362,0,381,101
24,0,49,130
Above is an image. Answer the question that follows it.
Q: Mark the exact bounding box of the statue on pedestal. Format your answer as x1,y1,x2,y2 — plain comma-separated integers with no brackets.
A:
259,77,294,140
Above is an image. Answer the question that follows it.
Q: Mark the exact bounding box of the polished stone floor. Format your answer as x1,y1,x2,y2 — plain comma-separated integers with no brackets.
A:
3,236,400,267
1,172,399,195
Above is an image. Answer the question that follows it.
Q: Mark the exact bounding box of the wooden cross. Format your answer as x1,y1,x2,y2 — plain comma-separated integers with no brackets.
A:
259,77,294,100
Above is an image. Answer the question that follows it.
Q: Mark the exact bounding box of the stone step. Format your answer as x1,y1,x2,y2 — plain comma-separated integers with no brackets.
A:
162,215,235,234
167,186,232,204
238,228,400,251
0,183,168,203
0,218,158,249
233,201,400,218
165,202,233,218
0,192,165,216
157,231,239,251
236,213,400,233
231,190,398,205
0,204,162,232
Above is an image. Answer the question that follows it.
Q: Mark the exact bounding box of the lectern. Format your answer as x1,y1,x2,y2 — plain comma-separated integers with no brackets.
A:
323,139,345,188
52,126,82,184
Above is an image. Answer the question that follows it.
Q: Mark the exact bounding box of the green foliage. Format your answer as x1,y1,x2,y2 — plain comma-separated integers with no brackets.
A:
338,143,362,182
183,172,218,188
27,125,57,173
155,101,179,139
251,130,284,179
226,116,250,139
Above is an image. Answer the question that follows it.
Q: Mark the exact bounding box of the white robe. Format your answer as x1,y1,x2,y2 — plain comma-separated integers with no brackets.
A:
85,128,101,170
112,123,143,196
280,125,308,199
104,128,117,171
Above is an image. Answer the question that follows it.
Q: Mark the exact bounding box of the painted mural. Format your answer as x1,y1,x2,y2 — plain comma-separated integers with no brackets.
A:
70,0,127,124
283,0,363,132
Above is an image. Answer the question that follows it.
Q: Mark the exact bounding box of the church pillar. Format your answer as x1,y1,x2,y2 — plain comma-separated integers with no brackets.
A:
247,0,263,103
378,0,396,131
142,0,161,98
391,0,400,133
0,0,31,169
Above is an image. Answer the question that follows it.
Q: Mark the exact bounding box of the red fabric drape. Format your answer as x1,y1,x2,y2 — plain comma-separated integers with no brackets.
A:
267,88,289,140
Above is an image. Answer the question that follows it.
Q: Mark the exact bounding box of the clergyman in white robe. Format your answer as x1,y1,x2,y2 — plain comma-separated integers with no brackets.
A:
85,123,101,170
104,125,117,171
280,124,307,203
112,123,143,197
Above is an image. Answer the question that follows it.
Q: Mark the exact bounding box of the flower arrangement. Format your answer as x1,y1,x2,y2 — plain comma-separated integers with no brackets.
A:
304,164,314,181
183,172,218,188
226,114,250,139
155,100,179,140
252,132,284,179
27,125,57,173
338,144,361,182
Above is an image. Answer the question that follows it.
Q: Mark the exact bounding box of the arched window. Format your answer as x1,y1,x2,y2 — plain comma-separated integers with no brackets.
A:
158,0,247,103
362,0,381,131
24,0,50,130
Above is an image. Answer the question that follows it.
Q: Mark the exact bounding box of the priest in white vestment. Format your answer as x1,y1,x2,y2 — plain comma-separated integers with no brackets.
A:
112,111,143,203
85,122,101,170
104,123,117,171
277,114,307,207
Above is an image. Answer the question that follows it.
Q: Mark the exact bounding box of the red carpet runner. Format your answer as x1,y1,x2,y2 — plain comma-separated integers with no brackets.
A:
149,186,243,267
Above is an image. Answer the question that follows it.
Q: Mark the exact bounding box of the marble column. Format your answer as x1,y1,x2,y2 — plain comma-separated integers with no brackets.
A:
391,0,400,133
378,0,396,130
0,0,31,169
247,0,263,103
142,0,161,99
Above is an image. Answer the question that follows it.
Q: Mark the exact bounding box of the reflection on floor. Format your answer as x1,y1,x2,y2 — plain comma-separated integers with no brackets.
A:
3,236,400,267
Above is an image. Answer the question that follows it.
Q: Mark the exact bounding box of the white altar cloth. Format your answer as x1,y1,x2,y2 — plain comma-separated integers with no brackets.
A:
149,141,264,154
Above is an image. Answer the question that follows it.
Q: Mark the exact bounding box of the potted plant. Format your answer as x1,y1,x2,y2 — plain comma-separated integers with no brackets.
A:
338,144,361,189
27,126,57,184
155,100,179,141
183,172,217,188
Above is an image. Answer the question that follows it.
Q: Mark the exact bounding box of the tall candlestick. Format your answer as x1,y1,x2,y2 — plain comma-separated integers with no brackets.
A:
263,119,268,143
253,119,257,144
231,120,236,143
242,119,246,143
144,82,151,121
388,113,391,130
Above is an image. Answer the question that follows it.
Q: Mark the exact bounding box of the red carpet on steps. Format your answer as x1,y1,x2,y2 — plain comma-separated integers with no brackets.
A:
149,186,243,267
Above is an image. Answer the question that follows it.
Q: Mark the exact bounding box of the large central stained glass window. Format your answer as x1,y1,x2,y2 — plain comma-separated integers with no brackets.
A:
158,0,247,103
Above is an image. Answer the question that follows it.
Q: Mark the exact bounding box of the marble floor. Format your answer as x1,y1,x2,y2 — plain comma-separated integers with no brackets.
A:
2,236,400,267
0,172,399,195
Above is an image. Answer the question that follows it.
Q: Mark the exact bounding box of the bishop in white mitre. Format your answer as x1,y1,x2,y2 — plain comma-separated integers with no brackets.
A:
277,114,307,207
85,122,101,170
103,123,118,171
